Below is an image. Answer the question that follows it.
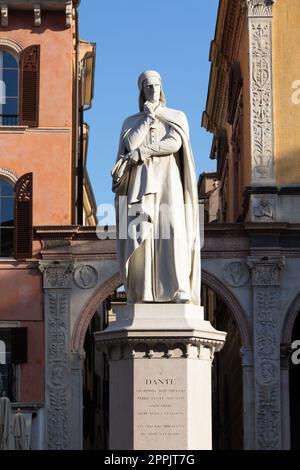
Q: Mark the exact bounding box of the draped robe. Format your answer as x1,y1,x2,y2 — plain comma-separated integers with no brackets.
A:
112,105,200,305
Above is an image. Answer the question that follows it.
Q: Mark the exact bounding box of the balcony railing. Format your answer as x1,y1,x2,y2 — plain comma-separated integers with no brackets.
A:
0,115,19,126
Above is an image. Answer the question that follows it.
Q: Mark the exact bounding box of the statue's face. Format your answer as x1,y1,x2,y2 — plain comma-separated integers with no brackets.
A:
143,76,161,103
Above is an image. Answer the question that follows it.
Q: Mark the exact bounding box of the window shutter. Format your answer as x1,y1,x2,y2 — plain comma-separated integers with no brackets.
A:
14,172,33,259
227,61,243,125
19,45,40,127
11,327,28,363
217,129,229,162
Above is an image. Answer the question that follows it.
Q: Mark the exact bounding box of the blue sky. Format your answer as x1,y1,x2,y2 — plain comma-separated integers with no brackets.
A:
79,0,219,209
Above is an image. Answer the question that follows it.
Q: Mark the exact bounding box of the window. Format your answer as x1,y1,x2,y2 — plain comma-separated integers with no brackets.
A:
0,337,14,400
0,177,14,257
0,44,40,127
0,50,19,126
0,171,33,260
227,61,243,125
0,328,27,401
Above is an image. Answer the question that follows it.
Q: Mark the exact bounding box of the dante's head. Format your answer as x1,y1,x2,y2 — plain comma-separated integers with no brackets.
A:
138,70,166,111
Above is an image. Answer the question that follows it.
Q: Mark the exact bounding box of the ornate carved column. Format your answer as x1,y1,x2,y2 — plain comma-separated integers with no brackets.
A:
244,0,276,184
39,261,74,450
244,1,278,222
247,256,284,449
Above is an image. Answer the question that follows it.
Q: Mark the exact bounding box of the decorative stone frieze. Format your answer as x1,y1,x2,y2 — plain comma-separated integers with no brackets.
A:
223,261,250,287
252,194,278,222
39,261,74,450
39,262,74,289
73,264,98,289
248,256,284,449
244,0,276,185
96,336,225,362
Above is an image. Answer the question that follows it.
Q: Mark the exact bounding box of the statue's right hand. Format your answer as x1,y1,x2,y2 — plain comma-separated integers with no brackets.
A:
144,101,156,120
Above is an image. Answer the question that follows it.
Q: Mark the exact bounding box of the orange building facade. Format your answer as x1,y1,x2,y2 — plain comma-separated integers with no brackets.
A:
0,0,96,449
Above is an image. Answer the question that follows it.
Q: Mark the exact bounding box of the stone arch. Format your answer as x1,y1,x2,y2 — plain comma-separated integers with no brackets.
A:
0,168,18,184
282,290,300,344
72,269,252,351
202,269,252,347
71,272,121,351
0,37,23,55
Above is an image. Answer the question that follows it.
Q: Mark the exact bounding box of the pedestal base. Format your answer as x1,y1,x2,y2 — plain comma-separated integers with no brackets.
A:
95,304,226,450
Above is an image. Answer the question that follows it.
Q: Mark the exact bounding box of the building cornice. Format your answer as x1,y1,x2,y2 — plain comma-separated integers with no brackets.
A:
0,126,71,134
0,0,75,27
33,223,300,243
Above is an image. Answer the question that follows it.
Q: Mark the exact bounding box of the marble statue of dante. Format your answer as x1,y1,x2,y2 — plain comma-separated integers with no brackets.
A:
112,70,200,305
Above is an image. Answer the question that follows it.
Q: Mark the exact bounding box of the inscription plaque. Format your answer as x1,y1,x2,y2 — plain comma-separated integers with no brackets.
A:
134,362,187,449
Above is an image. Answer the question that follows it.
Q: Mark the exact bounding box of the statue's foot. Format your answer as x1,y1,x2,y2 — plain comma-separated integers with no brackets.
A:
173,291,190,304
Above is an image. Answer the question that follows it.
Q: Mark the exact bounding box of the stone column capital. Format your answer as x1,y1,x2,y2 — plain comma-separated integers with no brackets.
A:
247,256,284,286
243,0,276,17
39,261,74,289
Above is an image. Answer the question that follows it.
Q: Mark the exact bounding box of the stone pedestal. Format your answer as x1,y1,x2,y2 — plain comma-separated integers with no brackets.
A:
94,304,226,450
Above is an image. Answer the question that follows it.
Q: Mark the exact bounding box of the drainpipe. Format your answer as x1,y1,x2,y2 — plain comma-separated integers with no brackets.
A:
78,105,84,225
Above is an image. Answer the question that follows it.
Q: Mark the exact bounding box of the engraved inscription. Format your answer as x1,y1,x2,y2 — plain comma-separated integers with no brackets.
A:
135,375,186,445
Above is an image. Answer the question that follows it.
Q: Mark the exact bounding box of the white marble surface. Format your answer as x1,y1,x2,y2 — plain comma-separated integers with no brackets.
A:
95,303,227,450
101,303,226,344
112,71,200,305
